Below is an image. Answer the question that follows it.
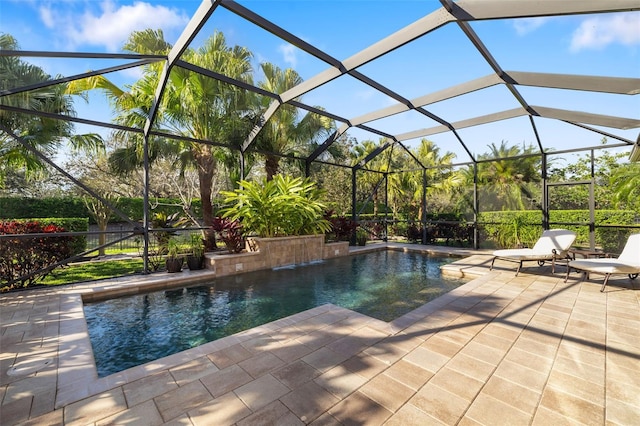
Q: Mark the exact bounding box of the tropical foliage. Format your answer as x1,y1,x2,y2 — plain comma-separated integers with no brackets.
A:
474,141,541,211
220,175,331,238
610,163,640,211
211,217,244,253
548,145,639,212
254,63,335,180
0,33,103,189
67,29,256,249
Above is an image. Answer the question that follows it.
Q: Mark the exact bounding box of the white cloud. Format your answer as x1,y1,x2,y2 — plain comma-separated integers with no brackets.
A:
355,88,377,102
42,0,189,52
120,65,144,81
512,17,549,36
571,13,640,52
38,5,55,28
278,43,297,68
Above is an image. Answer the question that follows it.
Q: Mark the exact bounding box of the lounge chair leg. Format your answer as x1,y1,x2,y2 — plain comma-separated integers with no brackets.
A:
515,261,522,276
551,258,556,274
564,266,570,283
600,274,611,292
490,257,496,271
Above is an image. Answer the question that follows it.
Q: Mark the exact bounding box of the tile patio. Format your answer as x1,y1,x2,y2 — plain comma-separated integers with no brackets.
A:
1,243,639,425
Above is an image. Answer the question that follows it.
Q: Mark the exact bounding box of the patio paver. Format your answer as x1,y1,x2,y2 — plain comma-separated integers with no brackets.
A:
1,243,639,425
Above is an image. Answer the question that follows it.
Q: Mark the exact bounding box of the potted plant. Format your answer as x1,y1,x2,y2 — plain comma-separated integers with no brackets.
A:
356,228,368,246
186,233,205,270
165,238,183,273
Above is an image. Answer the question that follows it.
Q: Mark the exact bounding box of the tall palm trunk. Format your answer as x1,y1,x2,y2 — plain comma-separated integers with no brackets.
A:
373,190,379,216
194,147,217,250
265,154,280,181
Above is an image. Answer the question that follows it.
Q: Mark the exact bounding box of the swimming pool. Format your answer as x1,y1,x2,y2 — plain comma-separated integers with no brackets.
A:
84,250,466,377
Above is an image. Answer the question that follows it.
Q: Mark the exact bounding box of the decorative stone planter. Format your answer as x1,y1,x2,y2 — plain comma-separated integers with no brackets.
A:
323,241,350,259
204,235,350,277
246,235,324,269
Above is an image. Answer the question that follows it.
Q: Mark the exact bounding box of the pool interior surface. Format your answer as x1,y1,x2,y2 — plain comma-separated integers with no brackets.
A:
84,250,467,377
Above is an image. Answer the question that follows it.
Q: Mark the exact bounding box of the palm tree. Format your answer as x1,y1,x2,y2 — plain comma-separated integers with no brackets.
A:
0,33,103,186
407,139,460,219
349,139,390,216
70,29,255,248
610,162,640,211
255,63,334,180
475,141,541,211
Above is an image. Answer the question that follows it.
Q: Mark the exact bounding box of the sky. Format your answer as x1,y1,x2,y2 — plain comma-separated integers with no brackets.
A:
2,0,639,166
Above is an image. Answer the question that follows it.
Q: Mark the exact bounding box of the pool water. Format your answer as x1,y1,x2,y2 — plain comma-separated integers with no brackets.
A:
84,250,466,377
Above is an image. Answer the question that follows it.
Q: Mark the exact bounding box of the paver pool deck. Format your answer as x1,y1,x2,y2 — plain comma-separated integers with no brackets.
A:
1,243,639,425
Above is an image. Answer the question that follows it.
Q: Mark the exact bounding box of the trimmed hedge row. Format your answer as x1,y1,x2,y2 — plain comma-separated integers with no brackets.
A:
479,210,638,253
0,197,202,223
358,212,463,221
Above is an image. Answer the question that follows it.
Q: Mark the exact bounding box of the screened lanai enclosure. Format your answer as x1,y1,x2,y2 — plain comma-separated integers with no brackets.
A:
1,0,639,286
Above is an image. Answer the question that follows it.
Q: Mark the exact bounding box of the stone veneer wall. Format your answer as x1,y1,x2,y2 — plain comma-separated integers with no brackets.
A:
205,235,349,277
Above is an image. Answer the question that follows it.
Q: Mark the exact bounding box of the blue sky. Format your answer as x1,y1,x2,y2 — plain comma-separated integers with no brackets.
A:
2,0,639,164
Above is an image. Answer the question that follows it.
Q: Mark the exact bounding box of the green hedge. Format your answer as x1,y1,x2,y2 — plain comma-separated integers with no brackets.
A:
115,198,203,222
9,218,89,255
0,197,86,219
0,197,203,223
358,212,463,222
478,210,638,252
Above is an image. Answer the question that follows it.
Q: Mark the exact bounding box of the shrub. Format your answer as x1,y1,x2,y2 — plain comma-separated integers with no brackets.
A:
324,210,357,242
0,196,202,223
220,175,331,238
0,197,86,219
0,220,73,291
391,221,408,239
211,217,244,253
406,223,423,243
478,209,637,250
6,218,88,255
150,211,181,254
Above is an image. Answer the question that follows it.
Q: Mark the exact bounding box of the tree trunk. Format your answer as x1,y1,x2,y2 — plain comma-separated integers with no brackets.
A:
195,146,217,250
373,190,379,216
98,222,107,256
265,155,279,181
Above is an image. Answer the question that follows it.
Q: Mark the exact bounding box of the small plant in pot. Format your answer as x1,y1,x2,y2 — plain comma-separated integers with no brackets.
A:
186,233,205,270
165,238,183,273
356,228,368,246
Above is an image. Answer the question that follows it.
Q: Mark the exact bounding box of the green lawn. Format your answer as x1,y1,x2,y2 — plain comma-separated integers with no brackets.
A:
41,258,145,286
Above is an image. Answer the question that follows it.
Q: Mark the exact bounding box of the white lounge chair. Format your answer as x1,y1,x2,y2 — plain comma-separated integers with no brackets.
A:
490,229,577,276
565,233,640,292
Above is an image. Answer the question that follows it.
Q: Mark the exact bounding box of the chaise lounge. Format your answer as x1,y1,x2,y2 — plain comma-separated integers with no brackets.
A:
490,229,577,276
565,233,640,292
